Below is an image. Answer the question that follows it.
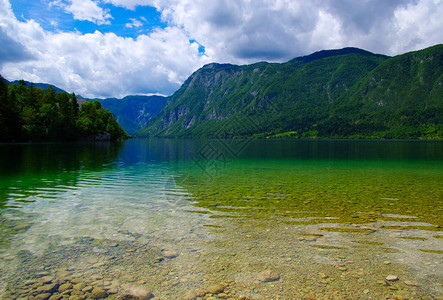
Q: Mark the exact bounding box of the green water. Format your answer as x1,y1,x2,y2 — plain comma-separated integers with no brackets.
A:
0,139,442,299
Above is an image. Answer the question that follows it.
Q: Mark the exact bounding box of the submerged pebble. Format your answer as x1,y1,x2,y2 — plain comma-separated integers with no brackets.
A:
258,270,280,282
162,250,178,259
90,287,107,299
386,275,399,281
121,285,152,300
404,280,419,286
184,290,198,300
206,284,224,294
58,283,73,292
35,293,52,300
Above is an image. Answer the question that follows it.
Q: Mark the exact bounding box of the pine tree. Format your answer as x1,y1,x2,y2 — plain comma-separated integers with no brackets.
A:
71,93,79,117
0,76,21,141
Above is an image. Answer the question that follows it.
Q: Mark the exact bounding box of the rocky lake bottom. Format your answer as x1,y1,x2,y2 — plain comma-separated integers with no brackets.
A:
0,139,442,299
1,217,442,299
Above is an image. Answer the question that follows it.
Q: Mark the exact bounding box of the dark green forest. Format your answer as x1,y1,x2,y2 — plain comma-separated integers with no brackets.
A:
0,76,127,142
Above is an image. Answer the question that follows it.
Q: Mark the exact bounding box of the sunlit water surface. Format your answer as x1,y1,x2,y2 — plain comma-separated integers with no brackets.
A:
0,139,442,299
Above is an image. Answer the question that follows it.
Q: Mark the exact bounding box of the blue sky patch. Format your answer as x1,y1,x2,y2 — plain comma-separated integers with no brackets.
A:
10,0,167,38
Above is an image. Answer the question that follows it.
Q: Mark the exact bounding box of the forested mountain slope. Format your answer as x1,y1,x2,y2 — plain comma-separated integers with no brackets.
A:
138,45,442,139
96,95,167,135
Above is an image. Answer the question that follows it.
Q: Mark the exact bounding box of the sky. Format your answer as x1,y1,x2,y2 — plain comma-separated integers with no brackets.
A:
0,0,442,98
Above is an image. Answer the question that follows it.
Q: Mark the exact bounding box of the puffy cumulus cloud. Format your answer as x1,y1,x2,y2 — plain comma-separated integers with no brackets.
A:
322,0,407,35
1,0,442,98
2,29,209,98
102,0,157,10
0,0,209,98
391,0,443,53
157,0,443,62
161,0,340,62
316,0,443,55
51,0,112,25
0,27,34,67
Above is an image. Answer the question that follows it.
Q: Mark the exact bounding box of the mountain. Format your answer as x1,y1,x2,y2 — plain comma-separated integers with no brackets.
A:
138,45,442,139
10,80,68,94
94,95,167,135
324,44,443,138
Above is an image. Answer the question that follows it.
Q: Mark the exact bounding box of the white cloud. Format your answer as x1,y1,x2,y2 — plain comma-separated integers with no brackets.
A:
1,0,442,98
391,0,443,53
103,0,157,10
2,28,209,98
0,0,209,98
155,0,443,62
52,0,113,25
126,18,143,28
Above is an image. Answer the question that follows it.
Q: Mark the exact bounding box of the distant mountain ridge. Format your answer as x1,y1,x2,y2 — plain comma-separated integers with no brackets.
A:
9,80,68,94
289,47,389,64
138,44,442,139
94,95,167,134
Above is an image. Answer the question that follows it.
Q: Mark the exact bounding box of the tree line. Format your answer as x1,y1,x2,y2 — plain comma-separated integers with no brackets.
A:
0,75,127,142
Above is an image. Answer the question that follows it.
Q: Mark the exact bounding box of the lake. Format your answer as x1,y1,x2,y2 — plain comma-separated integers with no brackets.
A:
0,139,442,299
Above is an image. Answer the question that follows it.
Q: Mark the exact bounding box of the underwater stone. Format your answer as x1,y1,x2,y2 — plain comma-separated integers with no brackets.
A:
121,285,152,299
206,284,224,294
183,290,198,300
404,280,419,286
40,276,55,284
90,287,107,299
58,283,73,292
386,275,399,281
82,286,93,293
258,270,280,282
13,224,31,231
35,293,52,300
162,250,178,259
73,283,86,290
24,279,38,285
36,283,58,294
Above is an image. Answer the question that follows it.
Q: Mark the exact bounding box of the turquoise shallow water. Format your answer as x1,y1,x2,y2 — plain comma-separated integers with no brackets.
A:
0,139,442,299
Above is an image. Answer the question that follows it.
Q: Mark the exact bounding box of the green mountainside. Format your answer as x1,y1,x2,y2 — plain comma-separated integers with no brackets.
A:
138,45,442,139
94,95,167,135
325,44,443,138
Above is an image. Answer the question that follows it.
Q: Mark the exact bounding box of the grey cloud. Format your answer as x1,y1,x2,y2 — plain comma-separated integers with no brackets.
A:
204,1,244,28
322,0,415,34
231,11,300,60
0,27,35,67
199,1,320,61
193,0,440,62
